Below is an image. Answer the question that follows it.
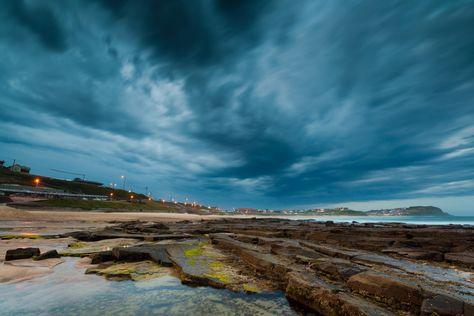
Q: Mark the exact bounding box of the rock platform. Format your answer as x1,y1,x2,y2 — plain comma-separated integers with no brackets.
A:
3,218,473,315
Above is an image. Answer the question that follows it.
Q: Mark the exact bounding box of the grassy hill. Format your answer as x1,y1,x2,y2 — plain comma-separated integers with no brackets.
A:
1,169,221,214
0,168,147,200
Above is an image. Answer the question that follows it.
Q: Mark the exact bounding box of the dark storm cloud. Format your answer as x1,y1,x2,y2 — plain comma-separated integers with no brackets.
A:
95,0,280,73
1,0,474,209
3,0,67,52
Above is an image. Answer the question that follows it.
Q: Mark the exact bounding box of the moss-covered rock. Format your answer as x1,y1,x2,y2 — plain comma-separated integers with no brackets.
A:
0,234,43,240
166,239,273,293
85,261,172,281
59,238,141,257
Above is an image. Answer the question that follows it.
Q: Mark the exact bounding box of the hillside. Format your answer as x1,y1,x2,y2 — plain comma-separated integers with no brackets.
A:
366,206,450,216
0,168,147,200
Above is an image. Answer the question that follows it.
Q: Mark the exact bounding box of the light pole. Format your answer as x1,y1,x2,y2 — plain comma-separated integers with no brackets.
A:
120,175,126,190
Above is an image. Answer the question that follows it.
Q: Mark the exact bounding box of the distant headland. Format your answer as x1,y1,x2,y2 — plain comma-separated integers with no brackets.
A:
234,206,451,217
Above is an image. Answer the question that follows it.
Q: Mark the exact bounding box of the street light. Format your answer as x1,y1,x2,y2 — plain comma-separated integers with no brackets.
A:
120,175,126,190
34,178,40,187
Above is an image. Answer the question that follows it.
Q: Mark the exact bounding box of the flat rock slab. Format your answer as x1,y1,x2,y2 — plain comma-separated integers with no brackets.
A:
381,248,443,261
352,253,474,297
0,263,51,284
59,238,141,257
286,271,394,316
309,257,367,281
85,261,172,281
67,230,192,242
5,258,64,268
347,271,424,311
445,252,474,268
166,239,274,293
0,258,63,283
210,233,293,281
299,241,363,260
112,244,174,267
421,294,465,316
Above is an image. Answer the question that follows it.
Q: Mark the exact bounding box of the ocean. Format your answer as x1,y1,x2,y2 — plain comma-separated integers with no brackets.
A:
288,215,474,225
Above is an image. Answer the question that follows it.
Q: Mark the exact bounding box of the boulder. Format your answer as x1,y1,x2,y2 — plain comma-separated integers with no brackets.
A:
34,250,60,261
90,251,114,264
5,248,40,261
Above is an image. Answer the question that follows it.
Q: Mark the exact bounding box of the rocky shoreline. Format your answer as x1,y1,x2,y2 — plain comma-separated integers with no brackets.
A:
2,217,474,315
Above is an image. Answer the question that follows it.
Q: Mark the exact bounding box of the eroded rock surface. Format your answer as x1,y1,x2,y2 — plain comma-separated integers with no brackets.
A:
3,218,473,315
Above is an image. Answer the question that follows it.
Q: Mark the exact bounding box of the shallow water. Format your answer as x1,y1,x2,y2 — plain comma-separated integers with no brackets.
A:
0,258,297,316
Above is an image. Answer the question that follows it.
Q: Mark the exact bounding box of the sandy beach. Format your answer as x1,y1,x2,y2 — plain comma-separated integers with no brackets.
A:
0,205,223,223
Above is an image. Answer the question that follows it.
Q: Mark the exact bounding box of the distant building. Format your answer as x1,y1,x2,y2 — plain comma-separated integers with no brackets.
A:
9,163,30,174
235,208,257,214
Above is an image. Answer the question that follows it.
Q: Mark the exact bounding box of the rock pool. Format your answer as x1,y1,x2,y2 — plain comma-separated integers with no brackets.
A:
0,258,297,315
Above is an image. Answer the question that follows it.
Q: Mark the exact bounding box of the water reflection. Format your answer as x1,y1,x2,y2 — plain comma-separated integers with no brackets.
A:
0,258,297,315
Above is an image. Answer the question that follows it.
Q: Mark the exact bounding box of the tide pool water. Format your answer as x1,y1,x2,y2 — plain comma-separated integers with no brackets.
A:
0,258,297,316
288,215,474,225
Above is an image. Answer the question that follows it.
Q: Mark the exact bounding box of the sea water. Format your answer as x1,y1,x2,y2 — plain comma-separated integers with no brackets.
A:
0,258,297,316
294,215,474,225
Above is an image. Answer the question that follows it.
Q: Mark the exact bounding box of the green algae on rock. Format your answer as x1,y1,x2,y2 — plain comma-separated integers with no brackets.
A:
0,234,43,240
166,239,273,293
85,261,172,281
60,238,141,257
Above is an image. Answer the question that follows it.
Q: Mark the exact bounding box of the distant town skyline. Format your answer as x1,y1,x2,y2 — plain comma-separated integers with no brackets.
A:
1,1,473,215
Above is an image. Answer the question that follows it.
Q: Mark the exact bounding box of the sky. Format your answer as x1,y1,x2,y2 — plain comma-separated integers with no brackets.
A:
1,1,473,215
